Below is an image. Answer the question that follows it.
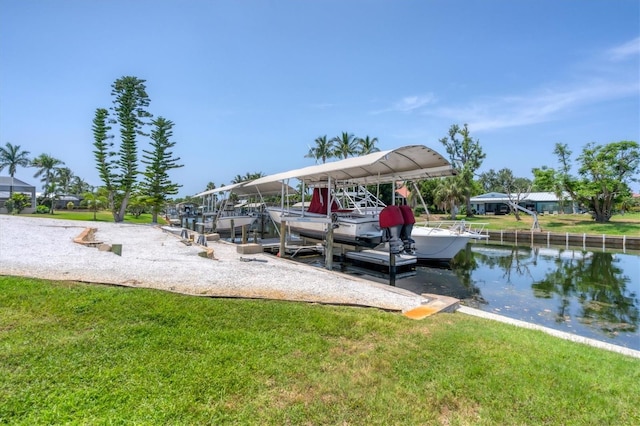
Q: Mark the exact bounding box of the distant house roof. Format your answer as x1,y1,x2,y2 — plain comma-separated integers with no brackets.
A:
470,191,571,203
395,185,410,199
0,176,35,191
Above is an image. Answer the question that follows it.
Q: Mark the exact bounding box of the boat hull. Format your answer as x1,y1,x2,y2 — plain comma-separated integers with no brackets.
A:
411,226,472,261
212,215,257,232
268,208,382,247
269,208,473,259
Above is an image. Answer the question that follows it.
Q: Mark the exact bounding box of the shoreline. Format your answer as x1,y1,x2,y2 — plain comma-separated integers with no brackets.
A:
2,214,638,358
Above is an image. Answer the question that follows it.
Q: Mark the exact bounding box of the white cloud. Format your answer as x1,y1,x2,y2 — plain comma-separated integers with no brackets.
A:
308,102,335,109
433,79,639,132
393,94,436,112
370,93,436,114
607,37,640,61
423,38,639,132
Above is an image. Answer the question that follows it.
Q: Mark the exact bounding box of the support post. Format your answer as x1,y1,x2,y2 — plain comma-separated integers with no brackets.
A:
230,219,235,243
389,252,396,286
325,223,334,270
279,220,286,258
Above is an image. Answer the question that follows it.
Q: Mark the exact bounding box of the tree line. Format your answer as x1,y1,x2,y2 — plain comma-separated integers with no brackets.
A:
2,75,638,224
0,143,93,214
302,124,639,223
1,76,184,222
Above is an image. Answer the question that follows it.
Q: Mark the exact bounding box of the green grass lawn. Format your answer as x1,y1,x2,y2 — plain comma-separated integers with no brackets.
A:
1,276,639,425
18,210,640,236
26,210,167,225
423,212,640,236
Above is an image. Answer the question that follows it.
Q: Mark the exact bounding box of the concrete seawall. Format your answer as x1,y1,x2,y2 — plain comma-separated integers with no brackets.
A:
484,230,640,251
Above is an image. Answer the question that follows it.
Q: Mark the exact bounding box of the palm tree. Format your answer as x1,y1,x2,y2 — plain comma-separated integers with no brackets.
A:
243,171,264,181
55,167,74,196
357,136,380,155
231,172,264,184
434,177,465,220
31,153,64,199
70,176,92,197
32,154,65,214
304,135,334,164
332,132,358,159
84,189,108,221
0,142,31,197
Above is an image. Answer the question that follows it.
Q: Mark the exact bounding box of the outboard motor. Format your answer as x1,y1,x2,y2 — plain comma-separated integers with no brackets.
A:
379,205,405,254
398,205,416,254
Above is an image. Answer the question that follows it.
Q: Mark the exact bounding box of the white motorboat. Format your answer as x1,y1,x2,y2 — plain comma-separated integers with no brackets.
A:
246,144,482,261
194,180,292,234
194,182,260,233
408,218,489,260
266,186,385,247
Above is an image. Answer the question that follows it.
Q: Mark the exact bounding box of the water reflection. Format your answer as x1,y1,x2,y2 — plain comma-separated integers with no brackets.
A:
438,243,640,350
291,241,639,350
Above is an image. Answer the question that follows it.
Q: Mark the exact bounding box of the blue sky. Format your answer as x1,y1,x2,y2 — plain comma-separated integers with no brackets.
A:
1,0,638,197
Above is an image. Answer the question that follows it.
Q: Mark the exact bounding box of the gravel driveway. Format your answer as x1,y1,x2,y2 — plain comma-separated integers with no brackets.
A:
0,215,430,312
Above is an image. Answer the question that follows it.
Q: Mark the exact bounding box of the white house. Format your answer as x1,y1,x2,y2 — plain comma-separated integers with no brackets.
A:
470,192,576,215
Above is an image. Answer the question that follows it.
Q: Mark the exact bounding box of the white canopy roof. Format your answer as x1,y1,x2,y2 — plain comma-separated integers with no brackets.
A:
193,182,245,197
194,180,296,198
245,145,455,187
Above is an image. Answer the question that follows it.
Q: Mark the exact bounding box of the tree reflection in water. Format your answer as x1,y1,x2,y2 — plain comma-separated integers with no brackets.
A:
531,250,638,336
450,244,639,340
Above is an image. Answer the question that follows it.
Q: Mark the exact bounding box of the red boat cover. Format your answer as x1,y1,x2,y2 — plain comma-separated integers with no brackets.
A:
379,205,404,228
307,188,339,214
399,205,416,225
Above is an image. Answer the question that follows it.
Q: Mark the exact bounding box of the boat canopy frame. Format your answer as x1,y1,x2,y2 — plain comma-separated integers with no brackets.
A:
244,145,456,188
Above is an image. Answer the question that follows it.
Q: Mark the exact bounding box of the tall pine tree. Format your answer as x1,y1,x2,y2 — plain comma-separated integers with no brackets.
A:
140,117,183,223
106,76,152,222
92,107,115,211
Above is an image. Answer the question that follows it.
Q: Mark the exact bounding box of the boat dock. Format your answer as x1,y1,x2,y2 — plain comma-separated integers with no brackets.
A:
342,249,417,279
260,238,325,257
171,227,416,279
344,249,416,267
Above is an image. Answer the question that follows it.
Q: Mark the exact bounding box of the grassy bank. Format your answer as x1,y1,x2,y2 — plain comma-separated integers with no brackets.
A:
26,210,166,225
424,212,640,236
1,276,638,425
17,210,640,236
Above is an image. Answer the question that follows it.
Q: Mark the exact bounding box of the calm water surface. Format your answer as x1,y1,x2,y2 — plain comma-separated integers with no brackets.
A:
301,240,639,351
387,242,640,351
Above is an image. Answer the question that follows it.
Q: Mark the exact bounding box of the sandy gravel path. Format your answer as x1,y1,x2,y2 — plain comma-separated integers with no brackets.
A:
0,215,429,312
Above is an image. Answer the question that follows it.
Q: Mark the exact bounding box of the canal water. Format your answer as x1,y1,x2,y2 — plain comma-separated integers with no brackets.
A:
364,242,640,351
291,241,640,351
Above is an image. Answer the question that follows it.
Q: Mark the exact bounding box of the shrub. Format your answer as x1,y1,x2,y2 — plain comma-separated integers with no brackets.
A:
4,199,14,213
35,205,50,214
66,201,74,210
6,193,30,214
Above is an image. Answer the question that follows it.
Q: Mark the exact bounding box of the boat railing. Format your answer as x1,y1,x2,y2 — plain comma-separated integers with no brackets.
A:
418,219,489,237
333,186,386,216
